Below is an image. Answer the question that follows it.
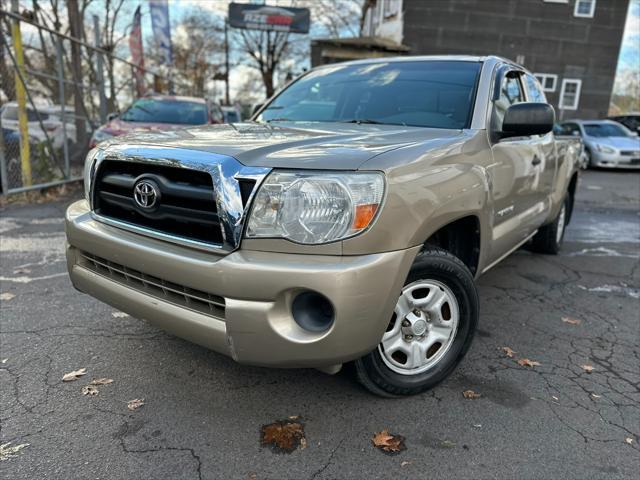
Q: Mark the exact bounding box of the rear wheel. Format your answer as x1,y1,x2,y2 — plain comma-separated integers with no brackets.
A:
354,247,478,397
530,195,569,254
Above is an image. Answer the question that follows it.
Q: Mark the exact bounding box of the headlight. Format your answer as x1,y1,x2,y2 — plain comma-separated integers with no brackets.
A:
91,129,114,145
83,148,100,202
246,171,385,244
595,144,615,154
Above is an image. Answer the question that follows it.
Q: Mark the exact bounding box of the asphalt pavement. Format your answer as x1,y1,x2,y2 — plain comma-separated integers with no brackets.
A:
1,170,638,479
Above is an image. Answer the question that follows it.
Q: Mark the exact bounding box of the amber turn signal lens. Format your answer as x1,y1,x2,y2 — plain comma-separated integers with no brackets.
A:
353,204,379,230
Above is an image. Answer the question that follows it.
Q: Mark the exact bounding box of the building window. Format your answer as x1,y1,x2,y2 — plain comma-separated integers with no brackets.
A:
559,79,582,110
574,0,596,18
534,73,558,92
383,0,400,18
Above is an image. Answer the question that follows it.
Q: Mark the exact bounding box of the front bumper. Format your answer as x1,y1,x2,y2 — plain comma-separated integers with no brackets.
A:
65,200,419,368
591,150,640,169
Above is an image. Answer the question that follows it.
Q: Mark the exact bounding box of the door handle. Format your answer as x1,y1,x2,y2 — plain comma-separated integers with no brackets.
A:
532,156,541,166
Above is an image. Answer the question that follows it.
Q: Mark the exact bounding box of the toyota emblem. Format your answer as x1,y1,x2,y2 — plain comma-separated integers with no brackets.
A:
133,179,160,209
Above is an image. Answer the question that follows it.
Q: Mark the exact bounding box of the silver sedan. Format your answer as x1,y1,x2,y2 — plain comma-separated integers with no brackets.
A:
560,119,640,169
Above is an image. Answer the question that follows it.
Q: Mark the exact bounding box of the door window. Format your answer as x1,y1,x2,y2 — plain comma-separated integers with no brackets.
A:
525,74,547,103
493,72,525,131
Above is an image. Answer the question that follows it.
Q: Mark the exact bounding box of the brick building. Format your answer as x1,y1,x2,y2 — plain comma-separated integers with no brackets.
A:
356,0,630,119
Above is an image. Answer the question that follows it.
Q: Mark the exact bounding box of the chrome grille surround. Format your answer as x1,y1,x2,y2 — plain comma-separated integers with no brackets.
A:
88,144,271,253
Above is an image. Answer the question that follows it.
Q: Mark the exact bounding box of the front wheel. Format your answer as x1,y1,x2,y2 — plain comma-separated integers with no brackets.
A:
354,247,478,397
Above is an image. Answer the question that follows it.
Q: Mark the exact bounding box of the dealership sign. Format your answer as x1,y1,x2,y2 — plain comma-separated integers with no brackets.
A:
229,3,310,33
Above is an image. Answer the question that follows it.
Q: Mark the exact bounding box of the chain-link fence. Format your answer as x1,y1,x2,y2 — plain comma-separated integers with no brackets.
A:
0,8,190,195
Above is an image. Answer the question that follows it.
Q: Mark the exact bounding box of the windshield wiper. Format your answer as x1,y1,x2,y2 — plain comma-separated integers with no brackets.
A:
341,118,384,125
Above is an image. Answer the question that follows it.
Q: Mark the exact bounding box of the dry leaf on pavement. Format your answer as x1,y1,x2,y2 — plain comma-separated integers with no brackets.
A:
0,442,29,461
581,364,594,373
372,430,406,454
0,293,15,301
502,346,516,358
62,368,87,382
127,398,145,411
625,437,634,444
82,385,99,396
562,316,581,325
462,390,481,399
90,378,114,385
517,358,541,368
13,268,31,274
111,311,129,318
401,461,412,467
260,420,306,453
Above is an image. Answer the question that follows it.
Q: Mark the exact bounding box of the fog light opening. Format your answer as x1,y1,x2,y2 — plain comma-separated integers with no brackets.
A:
291,291,335,333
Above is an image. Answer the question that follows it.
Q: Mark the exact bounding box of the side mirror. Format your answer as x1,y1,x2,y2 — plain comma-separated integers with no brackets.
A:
106,112,119,122
501,103,555,139
251,103,264,118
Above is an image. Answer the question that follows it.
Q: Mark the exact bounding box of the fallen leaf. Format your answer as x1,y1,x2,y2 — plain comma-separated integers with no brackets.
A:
299,437,307,450
581,364,594,373
517,358,541,368
441,440,456,449
552,396,559,401
247,474,257,480
111,311,129,318
62,368,87,382
562,316,581,326
472,424,482,429
261,420,306,453
0,293,15,301
462,389,481,399
591,393,601,399
502,346,516,358
82,385,99,396
625,437,634,444
127,398,145,411
0,442,29,461
372,429,406,454
1,358,7,364
401,461,412,467
90,378,114,386
13,268,31,274
288,415,300,420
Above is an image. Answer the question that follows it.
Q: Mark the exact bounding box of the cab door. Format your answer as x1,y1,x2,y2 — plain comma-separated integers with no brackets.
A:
523,73,558,214
486,70,544,266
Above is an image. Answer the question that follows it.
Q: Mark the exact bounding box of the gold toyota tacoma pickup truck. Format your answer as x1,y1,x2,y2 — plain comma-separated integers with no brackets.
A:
65,56,580,396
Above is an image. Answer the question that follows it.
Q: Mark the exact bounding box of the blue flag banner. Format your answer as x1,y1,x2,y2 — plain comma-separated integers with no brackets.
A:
149,0,173,65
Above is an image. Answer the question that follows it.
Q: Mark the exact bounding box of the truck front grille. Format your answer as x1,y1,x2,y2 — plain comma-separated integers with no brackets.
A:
93,160,223,246
79,251,226,319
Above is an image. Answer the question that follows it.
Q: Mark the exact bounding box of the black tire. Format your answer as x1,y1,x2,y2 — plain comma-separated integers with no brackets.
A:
584,149,593,169
354,247,479,397
530,195,570,255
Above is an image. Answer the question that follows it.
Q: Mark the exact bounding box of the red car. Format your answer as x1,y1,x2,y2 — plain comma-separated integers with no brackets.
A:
90,95,223,148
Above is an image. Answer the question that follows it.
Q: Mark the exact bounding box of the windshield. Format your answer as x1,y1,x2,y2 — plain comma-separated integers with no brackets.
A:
257,61,481,129
120,98,208,125
584,123,630,138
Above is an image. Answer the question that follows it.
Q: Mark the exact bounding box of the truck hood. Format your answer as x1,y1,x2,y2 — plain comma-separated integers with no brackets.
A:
99,122,466,170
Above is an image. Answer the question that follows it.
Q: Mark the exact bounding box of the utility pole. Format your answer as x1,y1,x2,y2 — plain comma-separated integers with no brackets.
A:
224,20,230,105
10,0,31,187
66,0,87,147
93,15,107,124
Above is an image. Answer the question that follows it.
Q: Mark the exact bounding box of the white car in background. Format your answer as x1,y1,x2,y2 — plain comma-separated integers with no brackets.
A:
1,102,79,150
559,119,640,169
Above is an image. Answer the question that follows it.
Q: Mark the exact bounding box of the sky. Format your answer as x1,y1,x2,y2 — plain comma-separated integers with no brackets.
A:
616,0,640,72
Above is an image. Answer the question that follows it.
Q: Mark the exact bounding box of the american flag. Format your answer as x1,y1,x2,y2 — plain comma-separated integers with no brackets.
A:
129,5,145,97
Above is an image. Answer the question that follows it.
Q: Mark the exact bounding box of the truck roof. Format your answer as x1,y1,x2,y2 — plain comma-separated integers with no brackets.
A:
323,54,516,67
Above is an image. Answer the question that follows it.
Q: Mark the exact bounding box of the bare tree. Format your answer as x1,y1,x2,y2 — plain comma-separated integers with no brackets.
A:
66,0,87,144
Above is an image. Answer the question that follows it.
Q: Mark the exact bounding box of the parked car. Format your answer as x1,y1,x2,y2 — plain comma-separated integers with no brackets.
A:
559,119,640,169
66,56,580,396
1,102,78,150
553,123,588,169
222,105,242,123
608,114,640,134
90,95,224,148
